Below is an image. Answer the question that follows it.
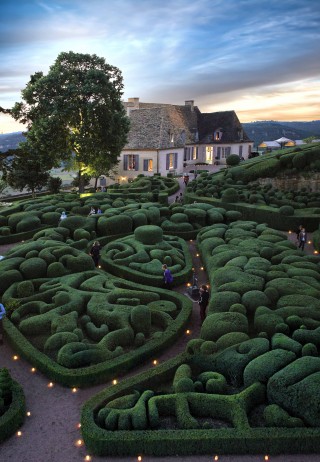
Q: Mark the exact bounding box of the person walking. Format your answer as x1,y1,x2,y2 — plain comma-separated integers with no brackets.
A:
162,264,173,289
0,303,6,345
298,228,307,251
296,225,303,245
90,241,101,267
198,285,209,324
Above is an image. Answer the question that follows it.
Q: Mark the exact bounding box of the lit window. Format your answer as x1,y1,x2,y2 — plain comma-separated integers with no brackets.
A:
168,153,175,169
143,158,153,172
192,146,198,160
214,129,223,141
206,146,213,162
128,155,136,170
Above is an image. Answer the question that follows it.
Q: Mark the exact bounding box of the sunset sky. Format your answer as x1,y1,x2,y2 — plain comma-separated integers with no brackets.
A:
1,0,319,133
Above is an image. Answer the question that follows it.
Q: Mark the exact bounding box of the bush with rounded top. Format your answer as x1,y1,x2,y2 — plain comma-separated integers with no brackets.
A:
41,212,61,226
16,216,41,233
200,312,248,342
19,257,47,279
47,262,67,278
0,269,23,294
279,205,295,216
170,213,189,224
241,290,270,314
267,356,320,427
221,188,239,203
208,291,241,314
216,331,249,350
301,343,318,356
130,305,151,336
243,348,296,387
16,281,34,298
264,404,304,428
134,225,163,245
226,154,240,166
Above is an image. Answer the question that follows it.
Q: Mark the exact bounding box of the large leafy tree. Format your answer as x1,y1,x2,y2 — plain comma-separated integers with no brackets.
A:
2,148,50,197
11,51,130,192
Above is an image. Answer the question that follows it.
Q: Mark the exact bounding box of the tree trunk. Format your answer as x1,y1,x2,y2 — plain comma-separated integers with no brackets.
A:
78,170,85,194
94,176,99,191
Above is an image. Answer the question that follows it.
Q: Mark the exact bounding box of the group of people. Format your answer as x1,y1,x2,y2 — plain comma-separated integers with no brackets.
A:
174,193,183,203
89,206,102,216
296,225,308,251
162,264,209,324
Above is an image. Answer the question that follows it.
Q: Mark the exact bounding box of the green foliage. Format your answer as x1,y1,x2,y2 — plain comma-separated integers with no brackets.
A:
11,51,130,193
47,176,62,194
226,154,240,167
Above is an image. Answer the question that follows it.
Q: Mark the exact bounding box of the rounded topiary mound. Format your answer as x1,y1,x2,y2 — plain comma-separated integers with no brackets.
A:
130,305,151,336
16,281,34,298
134,225,163,245
279,205,295,216
16,216,41,233
19,257,47,279
200,312,248,342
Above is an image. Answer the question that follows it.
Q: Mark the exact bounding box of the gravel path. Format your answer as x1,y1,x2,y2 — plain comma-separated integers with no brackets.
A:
0,187,319,462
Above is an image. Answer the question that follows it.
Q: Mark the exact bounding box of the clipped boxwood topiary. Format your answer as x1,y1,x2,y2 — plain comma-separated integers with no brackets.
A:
279,205,295,216
19,257,47,279
134,225,163,245
200,312,248,342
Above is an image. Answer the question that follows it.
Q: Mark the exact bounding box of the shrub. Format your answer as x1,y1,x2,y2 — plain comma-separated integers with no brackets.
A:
226,154,240,167
243,349,296,387
19,257,47,279
16,216,41,233
41,212,61,226
200,312,248,342
134,225,163,245
279,205,295,216
16,281,34,298
130,305,151,336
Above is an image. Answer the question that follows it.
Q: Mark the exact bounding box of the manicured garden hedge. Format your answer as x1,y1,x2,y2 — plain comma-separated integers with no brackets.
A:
0,368,26,443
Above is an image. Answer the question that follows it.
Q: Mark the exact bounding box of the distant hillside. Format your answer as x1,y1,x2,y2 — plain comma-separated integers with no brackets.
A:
242,120,320,147
0,132,25,152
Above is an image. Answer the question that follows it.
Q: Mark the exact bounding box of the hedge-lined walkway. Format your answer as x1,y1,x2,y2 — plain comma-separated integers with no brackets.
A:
0,187,319,461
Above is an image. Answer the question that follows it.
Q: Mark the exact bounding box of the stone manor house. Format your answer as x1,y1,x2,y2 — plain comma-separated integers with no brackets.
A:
114,97,253,182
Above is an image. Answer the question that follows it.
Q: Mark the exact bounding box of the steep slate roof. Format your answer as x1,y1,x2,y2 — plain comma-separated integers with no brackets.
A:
198,110,252,144
124,104,199,150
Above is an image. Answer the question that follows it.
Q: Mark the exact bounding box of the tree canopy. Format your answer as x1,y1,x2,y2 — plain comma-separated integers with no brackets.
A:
11,51,130,192
2,148,50,197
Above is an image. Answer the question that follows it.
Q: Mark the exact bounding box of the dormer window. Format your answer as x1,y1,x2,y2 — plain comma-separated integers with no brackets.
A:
214,128,223,141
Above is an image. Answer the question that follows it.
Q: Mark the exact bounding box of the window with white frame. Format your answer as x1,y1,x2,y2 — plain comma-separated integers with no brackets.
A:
143,159,153,172
192,146,198,160
123,154,139,171
206,146,213,162
166,152,178,170
184,147,192,161
220,147,231,158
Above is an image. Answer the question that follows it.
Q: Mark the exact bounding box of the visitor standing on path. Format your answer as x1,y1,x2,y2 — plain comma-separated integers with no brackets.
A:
296,225,303,244
298,227,307,251
0,303,6,345
90,241,101,267
198,285,209,324
162,264,173,289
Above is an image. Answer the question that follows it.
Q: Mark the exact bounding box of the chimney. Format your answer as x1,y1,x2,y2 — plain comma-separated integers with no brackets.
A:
126,97,140,116
185,100,194,111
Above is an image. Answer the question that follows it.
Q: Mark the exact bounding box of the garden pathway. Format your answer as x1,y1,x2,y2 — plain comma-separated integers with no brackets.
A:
0,184,319,462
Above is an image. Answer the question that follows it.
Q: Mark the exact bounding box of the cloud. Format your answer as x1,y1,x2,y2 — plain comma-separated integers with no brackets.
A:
0,0,319,129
